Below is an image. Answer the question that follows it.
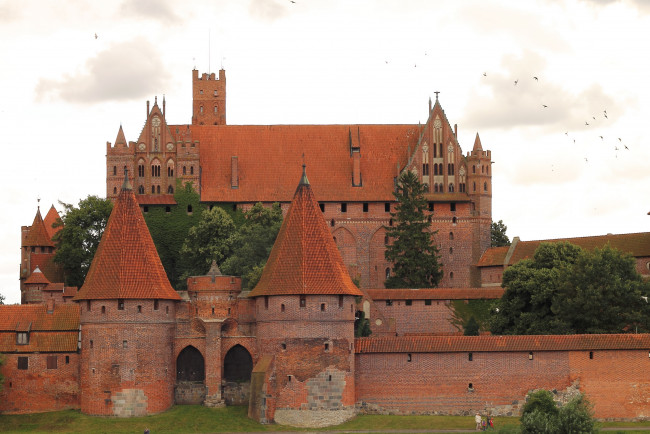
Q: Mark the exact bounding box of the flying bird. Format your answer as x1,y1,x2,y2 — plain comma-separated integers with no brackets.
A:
542,104,548,108
533,76,538,81
565,132,568,136
584,158,588,163
604,110,608,119
514,79,518,86
625,145,629,150
483,72,487,77
615,146,619,151
94,33,98,39
599,136,603,140
618,138,622,142
585,121,589,126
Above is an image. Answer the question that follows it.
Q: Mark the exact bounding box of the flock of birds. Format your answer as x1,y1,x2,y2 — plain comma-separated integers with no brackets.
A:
481,72,631,164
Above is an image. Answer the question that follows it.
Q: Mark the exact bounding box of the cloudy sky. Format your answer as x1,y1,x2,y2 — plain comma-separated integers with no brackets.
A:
2,0,649,303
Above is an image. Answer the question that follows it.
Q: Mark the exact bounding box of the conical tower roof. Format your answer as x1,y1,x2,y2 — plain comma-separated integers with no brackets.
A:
24,266,51,285
73,178,180,301
115,125,127,146
472,133,483,152
249,168,363,298
24,207,55,247
43,205,62,239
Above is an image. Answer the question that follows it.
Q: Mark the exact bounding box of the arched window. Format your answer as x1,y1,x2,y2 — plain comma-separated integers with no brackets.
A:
138,185,144,194
434,164,438,175
473,165,476,174
183,166,187,175
449,232,454,240
486,166,489,175
113,187,117,194
168,185,174,194
200,106,204,114
484,182,488,192
223,345,253,382
434,184,439,193
138,162,145,177
176,346,205,382
473,182,476,192
156,185,161,194
214,105,218,114
151,186,155,194
438,163,443,174
190,166,194,175
113,166,117,175
450,271,454,279
151,163,160,177
449,183,454,192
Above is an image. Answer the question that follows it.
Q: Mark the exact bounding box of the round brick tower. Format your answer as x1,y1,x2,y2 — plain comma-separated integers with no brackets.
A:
73,174,181,416
248,167,363,427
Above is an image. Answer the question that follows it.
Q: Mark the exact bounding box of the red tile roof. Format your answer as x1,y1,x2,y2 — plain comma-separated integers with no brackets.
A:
478,232,650,267
23,208,55,247
249,172,364,297
366,288,504,300
0,304,80,331
74,183,180,301
196,124,421,202
355,334,650,353
28,253,64,284
24,267,51,285
43,205,62,239
136,194,177,205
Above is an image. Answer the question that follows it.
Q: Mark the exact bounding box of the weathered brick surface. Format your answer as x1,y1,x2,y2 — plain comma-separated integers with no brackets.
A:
372,299,459,335
0,352,80,413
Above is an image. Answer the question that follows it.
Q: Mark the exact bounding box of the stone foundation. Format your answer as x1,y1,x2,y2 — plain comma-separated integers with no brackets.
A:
175,381,206,405
111,389,147,417
222,380,250,406
274,408,356,427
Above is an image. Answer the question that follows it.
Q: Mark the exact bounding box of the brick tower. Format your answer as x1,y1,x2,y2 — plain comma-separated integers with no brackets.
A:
248,166,363,427
192,69,226,126
73,172,181,416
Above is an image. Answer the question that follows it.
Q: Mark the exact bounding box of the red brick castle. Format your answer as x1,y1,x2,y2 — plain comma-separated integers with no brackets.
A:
3,70,650,426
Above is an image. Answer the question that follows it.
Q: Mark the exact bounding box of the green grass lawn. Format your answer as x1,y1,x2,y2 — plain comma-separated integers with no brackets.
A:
1,405,650,433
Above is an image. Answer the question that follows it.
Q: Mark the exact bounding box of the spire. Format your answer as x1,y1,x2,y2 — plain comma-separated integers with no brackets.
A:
24,207,55,247
43,205,62,239
122,167,132,191
473,133,483,152
115,125,127,146
300,163,309,186
249,174,363,298
74,180,180,301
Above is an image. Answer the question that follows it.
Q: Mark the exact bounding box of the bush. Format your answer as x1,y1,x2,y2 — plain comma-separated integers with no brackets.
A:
520,391,596,434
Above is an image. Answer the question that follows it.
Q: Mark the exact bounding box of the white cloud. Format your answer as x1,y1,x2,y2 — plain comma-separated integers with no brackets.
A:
34,37,171,104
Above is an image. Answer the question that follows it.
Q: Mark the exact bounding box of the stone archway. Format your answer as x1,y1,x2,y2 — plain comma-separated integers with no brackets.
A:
175,346,206,405
222,344,253,405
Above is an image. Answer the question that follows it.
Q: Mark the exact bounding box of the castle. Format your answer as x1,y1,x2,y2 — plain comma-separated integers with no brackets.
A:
3,70,650,426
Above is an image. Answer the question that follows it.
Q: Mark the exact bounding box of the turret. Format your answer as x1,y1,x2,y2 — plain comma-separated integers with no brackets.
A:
248,166,362,426
74,171,181,416
192,69,226,125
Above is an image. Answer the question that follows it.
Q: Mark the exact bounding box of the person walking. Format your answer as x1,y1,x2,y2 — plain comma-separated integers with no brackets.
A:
475,413,482,431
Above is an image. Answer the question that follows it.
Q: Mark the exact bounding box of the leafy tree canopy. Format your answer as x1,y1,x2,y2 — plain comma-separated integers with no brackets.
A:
53,196,113,288
221,202,283,290
384,171,442,288
490,242,650,335
491,219,511,247
179,206,236,281
520,391,596,434
463,316,480,336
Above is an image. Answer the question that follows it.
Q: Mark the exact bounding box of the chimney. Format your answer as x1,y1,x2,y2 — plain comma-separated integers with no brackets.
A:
46,298,55,314
352,151,361,187
231,156,239,189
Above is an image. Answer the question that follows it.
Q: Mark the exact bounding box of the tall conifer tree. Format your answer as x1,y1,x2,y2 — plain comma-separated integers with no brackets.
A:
384,171,442,288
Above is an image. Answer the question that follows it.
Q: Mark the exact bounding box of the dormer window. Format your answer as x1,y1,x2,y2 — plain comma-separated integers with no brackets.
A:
17,332,29,345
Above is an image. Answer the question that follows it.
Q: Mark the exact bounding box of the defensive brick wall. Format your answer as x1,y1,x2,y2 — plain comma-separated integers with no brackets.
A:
355,347,650,419
0,352,80,413
372,299,459,335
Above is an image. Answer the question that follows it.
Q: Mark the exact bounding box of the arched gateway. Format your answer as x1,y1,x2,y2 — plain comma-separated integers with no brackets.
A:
175,346,206,405
222,344,253,405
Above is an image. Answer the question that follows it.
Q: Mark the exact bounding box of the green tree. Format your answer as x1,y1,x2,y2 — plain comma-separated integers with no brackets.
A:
221,202,283,290
491,219,511,247
384,171,442,288
490,242,650,335
520,391,596,434
53,196,113,288
144,181,206,290
0,293,4,304
463,316,480,336
354,310,372,337
179,206,236,281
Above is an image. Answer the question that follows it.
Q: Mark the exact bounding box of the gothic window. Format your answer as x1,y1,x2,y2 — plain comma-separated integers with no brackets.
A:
152,186,155,194
473,165,476,174
16,332,29,345
113,187,117,195
168,185,174,194
449,183,454,192
138,185,144,194
190,166,194,175
450,271,454,279
422,163,429,176
214,105,218,114
438,163,443,174
151,164,161,177
451,164,455,175
434,164,438,175
183,166,187,175
439,143,443,156
200,106,204,114
486,166,489,175
157,185,161,194
138,163,145,177
434,184,439,193
473,182,476,192
484,182,488,192
168,166,173,177
449,232,454,240
113,166,116,176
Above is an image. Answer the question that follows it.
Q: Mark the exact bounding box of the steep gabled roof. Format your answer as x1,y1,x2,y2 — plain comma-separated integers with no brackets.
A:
24,208,55,247
249,169,363,297
196,124,418,202
0,304,79,353
73,179,180,301
43,205,62,239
